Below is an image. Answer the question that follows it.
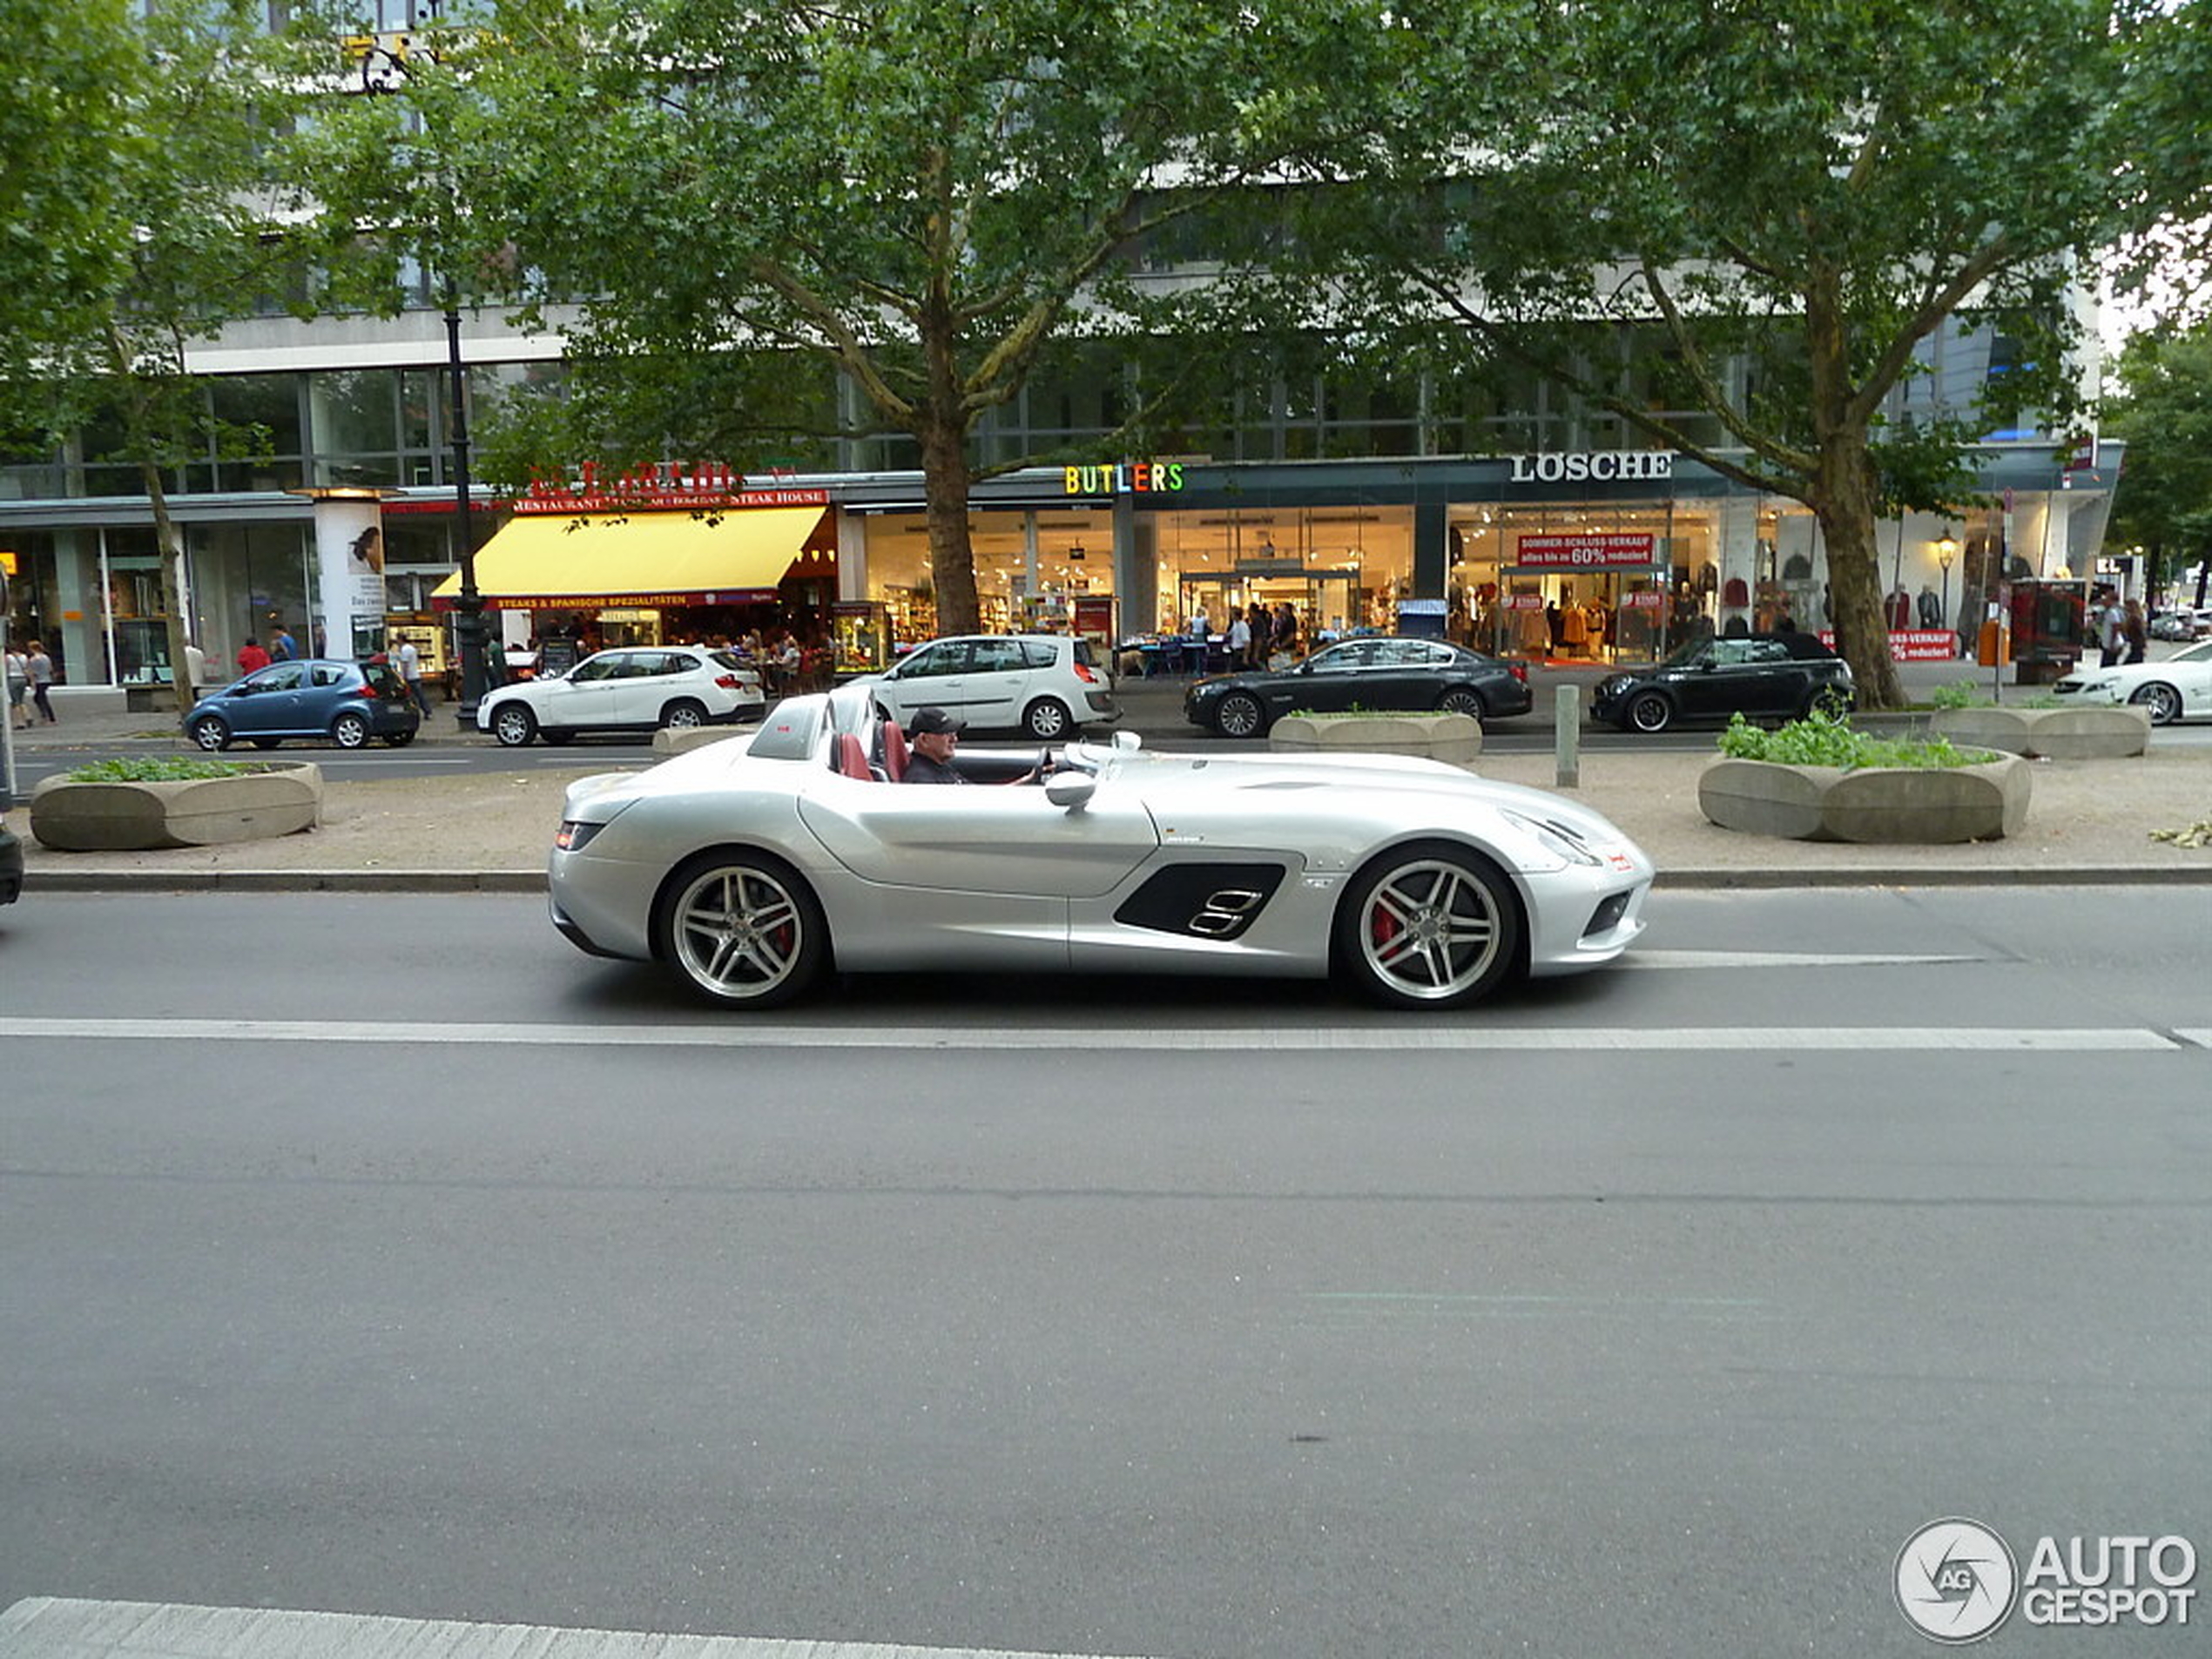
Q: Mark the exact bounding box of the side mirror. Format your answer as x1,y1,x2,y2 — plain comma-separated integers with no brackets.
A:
1110,731,1142,752
1045,772,1096,810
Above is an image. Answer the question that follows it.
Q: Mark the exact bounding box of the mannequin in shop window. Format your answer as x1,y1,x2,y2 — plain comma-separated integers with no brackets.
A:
1561,595,1588,656
1918,585,1942,627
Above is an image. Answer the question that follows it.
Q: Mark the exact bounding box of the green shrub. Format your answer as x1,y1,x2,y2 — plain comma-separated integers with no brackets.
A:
1715,709,1986,771
1929,679,1981,710
65,758,256,783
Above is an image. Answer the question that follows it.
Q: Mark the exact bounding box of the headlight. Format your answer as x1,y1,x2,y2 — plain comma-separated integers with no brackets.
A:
555,819,608,852
1595,676,1633,698
1500,807,1602,867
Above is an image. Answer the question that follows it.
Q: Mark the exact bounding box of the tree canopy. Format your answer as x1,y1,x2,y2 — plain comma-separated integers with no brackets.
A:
2106,323,2212,604
462,0,1391,632
1316,0,2211,706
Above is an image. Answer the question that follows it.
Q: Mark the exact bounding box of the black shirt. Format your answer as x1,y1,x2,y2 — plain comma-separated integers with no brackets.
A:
902,750,968,785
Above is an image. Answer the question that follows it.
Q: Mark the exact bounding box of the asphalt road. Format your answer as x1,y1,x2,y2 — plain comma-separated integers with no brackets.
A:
3,888,2208,1656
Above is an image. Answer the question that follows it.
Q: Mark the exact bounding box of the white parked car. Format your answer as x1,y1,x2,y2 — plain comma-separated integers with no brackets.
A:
2052,639,2212,725
2148,607,2210,643
861,633,1118,740
477,645,764,745
545,685,1652,1011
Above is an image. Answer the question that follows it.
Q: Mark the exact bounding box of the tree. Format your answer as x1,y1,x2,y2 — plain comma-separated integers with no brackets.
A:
462,0,1387,634
1325,0,2212,708
0,0,315,705
2106,325,2212,606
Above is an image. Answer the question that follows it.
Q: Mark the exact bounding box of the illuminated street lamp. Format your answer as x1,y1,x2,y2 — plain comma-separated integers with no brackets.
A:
1937,534,1959,654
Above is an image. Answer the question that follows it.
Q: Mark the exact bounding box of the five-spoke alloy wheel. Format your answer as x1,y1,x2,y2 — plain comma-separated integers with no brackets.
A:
1627,691,1674,733
656,852,830,1008
330,711,370,749
1337,842,1521,1009
189,715,232,752
491,703,537,746
2131,682,2183,725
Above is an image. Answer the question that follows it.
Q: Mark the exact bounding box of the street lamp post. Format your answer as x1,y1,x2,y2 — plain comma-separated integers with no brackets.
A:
445,293,488,725
1937,534,1958,658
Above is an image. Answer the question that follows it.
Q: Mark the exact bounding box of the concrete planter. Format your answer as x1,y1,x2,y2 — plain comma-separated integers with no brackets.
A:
1698,753,2030,844
1269,711,1482,769
1931,705,2150,759
30,763,323,851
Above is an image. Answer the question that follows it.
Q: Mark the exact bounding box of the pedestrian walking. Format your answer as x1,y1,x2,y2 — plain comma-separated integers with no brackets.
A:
25,639,57,722
236,637,270,677
5,645,27,729
2122,597,2148,665
395,637,432,715
2097,589,2124,668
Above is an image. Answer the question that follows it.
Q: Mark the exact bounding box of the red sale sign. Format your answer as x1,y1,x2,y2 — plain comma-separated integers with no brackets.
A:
1514,533,1657,571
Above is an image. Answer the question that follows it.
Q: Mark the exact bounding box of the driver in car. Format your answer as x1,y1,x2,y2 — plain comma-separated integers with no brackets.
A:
902,705,972,783
902,705,1048,786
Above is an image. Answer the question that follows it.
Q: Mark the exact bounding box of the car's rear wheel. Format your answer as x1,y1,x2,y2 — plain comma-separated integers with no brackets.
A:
1438,686,1487,719
1336,841,1521,1010
189,715,232,752
491,703,536,746
655,850,830,1009
2131,682,2183,725
384,728,415,747
330,711,370,749
1022,697,1072,739
1213,691,1267,738
1804,685,1853,719
660,698,707,730
1626,691,1674,733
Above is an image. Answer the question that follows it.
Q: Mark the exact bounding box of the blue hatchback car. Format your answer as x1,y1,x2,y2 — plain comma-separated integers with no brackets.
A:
183,658,421,751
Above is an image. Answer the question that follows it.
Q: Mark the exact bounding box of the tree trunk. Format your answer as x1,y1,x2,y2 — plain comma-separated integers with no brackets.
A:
1802,267,1904,711
916,404,979,637
1811,435,1905,711
138,456,199,711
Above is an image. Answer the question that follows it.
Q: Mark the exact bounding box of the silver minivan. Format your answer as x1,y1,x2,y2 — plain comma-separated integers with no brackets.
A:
866,634,1120,738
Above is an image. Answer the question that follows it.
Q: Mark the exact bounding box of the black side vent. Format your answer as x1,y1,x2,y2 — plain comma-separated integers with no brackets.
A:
1114,863,1288,941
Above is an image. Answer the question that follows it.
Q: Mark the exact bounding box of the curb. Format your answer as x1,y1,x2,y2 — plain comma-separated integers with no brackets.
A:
18,865,2209,895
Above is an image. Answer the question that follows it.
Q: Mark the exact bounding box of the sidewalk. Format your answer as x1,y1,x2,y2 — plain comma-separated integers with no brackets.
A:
7,676,2209,892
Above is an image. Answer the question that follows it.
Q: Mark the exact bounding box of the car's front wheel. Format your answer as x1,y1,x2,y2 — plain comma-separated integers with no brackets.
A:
1212,691,1268,738
490,703,537,746
660,698,707,730
330,711,370,749
1022,698,1072,740
1438,686,1487,719
2131,682,2184,725
1336,841,1521,1010
1626,691,1674,733
188,715,232,752
655,850,830,1009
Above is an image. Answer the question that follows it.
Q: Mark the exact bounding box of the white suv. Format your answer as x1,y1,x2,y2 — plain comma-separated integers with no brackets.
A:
865,633,1119,739
478,645,764,745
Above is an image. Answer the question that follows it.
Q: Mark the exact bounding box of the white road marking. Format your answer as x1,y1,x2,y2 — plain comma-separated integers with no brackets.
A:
1622,949,1979,968
0,1016,2188,1052
0,1598,1144,1659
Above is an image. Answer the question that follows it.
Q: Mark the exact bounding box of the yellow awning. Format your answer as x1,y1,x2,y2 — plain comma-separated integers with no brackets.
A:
431,506,834,610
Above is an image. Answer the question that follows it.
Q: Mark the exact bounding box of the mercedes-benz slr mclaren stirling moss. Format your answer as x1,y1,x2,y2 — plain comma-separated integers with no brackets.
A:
547,686,1653,1010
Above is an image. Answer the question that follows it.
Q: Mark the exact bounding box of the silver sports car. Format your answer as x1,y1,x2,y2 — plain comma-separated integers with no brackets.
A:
547,686,1654,1010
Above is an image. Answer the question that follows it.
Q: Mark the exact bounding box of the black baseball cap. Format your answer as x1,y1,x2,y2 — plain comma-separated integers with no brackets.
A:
909,705,966,736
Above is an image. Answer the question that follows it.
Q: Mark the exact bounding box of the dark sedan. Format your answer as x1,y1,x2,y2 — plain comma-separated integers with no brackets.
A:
183,658,421,751
1591,632,1853,733
1184,636,1533,738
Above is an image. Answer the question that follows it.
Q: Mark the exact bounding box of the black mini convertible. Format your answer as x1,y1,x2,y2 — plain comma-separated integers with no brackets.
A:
1591,631,1855,733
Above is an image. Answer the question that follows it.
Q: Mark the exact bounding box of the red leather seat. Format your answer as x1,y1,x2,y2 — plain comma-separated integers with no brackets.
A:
880,719,909,782
835,732,873,780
